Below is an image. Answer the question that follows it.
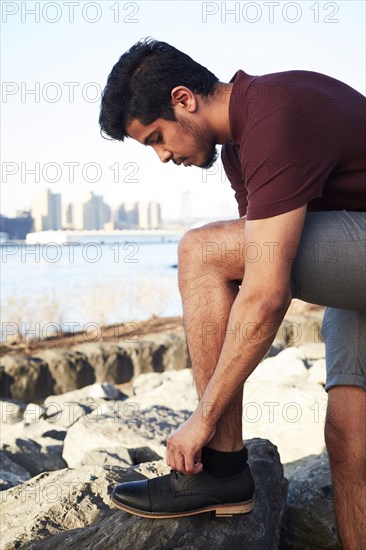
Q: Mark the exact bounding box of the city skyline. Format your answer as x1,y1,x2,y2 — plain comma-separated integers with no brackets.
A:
0,188,179,239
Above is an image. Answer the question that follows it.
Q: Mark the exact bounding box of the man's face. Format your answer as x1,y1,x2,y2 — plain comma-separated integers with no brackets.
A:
126,115,218,169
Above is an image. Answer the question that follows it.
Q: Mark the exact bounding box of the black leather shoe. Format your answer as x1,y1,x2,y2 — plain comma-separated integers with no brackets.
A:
111,464,255,518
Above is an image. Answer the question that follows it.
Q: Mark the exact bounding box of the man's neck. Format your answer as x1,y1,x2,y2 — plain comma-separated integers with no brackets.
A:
201,82,234,144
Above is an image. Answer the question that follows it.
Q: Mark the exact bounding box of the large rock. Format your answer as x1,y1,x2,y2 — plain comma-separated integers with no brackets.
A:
61,404,185,467
72,343,134,384
249,347,309,385
296,343,326,361
277,314,323,347
120,333,189,377
0,420,67,478
0,398,26,425
77,446,132,468
281,453,340,549
131,369,198,411
242,376,328,464
307,359,326,386
0,355,53,402
35,349,95,395
22,403,46,423
0,439,287,550
143,331,191,372
0,464,136,550
0,452,31,490
42,384,127,428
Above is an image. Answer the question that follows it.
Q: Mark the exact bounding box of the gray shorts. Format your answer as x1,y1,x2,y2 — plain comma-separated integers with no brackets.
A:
290,210,366,392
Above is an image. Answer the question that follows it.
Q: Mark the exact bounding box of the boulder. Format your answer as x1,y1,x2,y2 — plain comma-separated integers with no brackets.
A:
72,343,134,384
0,452,31,490
44,400,92,429
77,446,132,468
86,382,127,400
0,439,287,550
144,331,191,372
42,384,127,429
35,349,95,395
0,398,26,425
250,347,308,385
61,404,183,468
281,453,340,549
131,369,198,411
0,355,53,402
307,359,327,386
242,376,328,464
23,403,46,423
119,332,190,377
128,446,162,465
263,339,284,359
296,343,325,361
114,340,160,377
277,314,323,347
0,464,137,550
44,384,126,406
0,420,67,477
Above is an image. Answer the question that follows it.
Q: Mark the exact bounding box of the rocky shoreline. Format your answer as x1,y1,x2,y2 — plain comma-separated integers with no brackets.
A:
0,309,340,549
0,306,324,404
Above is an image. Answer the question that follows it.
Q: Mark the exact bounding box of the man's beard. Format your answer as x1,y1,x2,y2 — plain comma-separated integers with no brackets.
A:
176,116,218,170
200,144,219,169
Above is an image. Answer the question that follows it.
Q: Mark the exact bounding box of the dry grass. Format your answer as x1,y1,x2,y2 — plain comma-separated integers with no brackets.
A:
1,275,180,342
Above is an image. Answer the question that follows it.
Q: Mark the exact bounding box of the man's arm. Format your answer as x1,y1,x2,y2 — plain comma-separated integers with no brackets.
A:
166,204,307,473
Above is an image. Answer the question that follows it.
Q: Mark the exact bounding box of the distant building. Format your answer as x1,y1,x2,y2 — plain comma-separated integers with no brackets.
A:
136,202,150,229
148,201,162,228
31,189,61,231
0,211,33,240
61,203,73,229
72,191,111,230
113,201,162,229
114,202,138,228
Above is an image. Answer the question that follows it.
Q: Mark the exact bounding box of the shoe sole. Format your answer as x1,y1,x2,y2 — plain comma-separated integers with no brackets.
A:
111,495,255,518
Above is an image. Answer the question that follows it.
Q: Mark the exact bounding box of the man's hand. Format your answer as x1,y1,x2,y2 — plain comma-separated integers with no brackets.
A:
166,409,216,475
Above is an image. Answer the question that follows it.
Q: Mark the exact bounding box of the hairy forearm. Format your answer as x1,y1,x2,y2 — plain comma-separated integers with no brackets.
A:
197,290,290,426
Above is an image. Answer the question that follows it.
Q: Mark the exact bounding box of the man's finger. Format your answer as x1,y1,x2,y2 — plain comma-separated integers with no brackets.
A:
184,453,195,474
166,445,174,469
175,452,186,474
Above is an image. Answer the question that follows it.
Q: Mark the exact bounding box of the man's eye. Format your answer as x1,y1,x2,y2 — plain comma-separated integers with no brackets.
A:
151,134,161,144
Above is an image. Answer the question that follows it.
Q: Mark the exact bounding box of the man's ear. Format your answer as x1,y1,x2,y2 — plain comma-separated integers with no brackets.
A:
171,86,197,112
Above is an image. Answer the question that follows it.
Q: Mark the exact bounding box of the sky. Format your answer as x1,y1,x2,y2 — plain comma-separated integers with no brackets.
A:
1,0,365,221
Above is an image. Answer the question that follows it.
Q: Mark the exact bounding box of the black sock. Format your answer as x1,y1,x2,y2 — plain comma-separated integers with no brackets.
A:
201,446,248,478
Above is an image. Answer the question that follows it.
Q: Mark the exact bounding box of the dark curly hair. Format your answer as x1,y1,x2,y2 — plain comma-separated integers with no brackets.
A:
99,38,219,141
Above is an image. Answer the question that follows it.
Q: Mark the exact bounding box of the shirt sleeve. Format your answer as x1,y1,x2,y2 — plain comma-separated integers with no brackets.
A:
221,143,248,217
241,99,339,220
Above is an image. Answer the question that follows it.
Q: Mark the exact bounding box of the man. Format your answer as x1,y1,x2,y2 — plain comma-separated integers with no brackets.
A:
99,39,365,547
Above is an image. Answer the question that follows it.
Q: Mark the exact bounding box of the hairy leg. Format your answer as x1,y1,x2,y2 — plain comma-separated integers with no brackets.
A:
178,219,247,451
325,386,366,549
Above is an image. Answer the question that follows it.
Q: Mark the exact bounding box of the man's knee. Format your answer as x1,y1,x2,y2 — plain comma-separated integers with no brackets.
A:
178,219,245,279
178,221,238,257
178,227,206,263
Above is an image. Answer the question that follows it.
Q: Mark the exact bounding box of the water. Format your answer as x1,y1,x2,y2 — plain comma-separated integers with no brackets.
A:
1,236,183,340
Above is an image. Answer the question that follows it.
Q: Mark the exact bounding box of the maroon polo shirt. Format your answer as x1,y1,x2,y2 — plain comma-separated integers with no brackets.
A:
221,70,366,220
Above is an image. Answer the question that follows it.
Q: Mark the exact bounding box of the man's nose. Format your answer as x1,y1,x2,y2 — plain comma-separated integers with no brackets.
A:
156,147,172,163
